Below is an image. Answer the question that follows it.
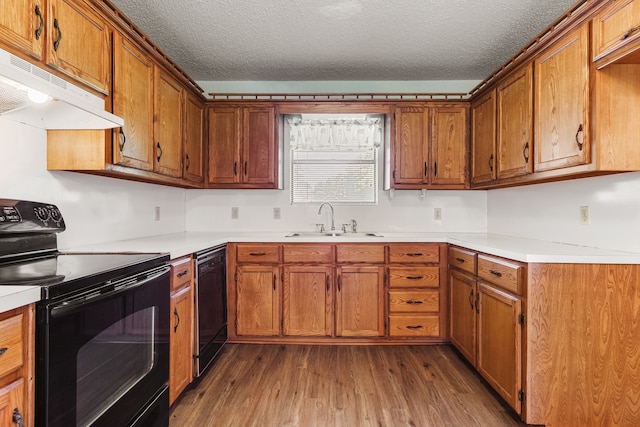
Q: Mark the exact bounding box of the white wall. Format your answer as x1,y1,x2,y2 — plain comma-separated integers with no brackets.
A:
487,172,640,253
0,118,186,249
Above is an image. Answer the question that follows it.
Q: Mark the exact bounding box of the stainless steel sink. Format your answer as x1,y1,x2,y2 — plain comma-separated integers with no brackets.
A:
285,232,383,238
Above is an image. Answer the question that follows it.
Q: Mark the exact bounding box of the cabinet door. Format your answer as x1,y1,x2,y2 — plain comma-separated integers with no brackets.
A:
497,64,533,179
242,106,277,186
449,270,477,365
183,94,204,183
47,0,110,93
0,0,44,59
535,25,590,172
393,107,429,186
154,69,183,177
283,266,332,337
430,106,467,186
236,265,279,336
593,0,640,59
471,89,497,184
0,379,25,427
112,34,154,171
336,266,385,337
169,285,193,405
208,106,241,185
477,283,522,414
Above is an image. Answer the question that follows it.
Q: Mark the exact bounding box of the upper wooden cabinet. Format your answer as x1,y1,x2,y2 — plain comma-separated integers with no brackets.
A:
534,26,590,172
497,64,533,179
392,104,467,189
593,0,640,64
46,0,111,94
0,0,44,60
154,69,184,178
207,105,278,188
183,94,205,183
112,33,155,171
471,89,496,185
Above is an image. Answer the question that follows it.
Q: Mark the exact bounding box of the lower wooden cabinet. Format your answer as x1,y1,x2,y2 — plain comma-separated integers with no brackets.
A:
169,256,194,406
336,266,385,337
448,269,477,362
0,305,34,427
282,265,332,337
236,265,280,336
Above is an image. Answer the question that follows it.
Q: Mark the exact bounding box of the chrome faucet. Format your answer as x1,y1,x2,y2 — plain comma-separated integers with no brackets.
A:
317,202,335,231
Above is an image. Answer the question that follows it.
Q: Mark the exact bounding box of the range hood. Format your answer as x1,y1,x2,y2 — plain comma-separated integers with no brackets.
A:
0,47,123,130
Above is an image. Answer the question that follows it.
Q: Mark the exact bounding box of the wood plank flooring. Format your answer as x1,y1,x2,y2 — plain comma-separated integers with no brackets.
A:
170,344,525,427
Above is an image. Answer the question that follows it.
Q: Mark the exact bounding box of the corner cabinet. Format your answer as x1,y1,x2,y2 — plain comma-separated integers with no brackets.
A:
471,89,496,185
183,94,205,183
153,68,183,178
207,105,278,189
392,104,467,189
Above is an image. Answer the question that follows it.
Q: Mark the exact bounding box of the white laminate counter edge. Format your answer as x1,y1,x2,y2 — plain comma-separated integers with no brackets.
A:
0,286,40,313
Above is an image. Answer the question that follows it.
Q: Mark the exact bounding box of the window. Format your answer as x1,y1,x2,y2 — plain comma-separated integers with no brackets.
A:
288,115,382,204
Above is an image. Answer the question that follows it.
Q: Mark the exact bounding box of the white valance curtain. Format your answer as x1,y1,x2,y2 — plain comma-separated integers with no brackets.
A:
287,117,382,150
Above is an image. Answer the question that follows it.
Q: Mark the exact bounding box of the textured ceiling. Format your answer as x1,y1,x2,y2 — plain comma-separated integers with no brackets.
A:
110,0,578,82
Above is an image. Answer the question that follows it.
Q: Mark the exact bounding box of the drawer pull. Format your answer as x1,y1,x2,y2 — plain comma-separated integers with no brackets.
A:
0,347,7,356
489,269,503,277
406,325,423,330
406,300,423,305
455,257,465,263
406,253,423,257
468,289,475,309
176,270,189,278
621,25,640,40
173,307,180,333
249,252,266,256
406,275,424,280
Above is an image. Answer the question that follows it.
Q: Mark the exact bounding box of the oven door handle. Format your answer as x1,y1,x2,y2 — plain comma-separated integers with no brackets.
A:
50,265,170,318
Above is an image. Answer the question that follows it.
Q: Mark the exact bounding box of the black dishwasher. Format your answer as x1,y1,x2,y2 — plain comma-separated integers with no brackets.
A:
193,245,227,377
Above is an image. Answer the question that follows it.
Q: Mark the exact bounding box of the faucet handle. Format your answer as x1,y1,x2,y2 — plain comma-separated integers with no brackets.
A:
351,219,357,233
342,223,351,233
316,223,325,233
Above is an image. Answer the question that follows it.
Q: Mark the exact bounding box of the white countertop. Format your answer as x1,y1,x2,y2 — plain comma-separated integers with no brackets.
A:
64,231,640,264
4,231,640,312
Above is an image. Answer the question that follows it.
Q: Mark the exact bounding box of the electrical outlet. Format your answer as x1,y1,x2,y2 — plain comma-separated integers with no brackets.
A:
434,207,442,220
231,207,239,219
580,206,590,225
154,206,160,221
273,207,281,220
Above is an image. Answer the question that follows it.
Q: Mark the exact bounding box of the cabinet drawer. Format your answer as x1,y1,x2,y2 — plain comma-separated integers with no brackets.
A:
477,254,525,295
283,244,333,263
0,314,23,378
388,267,439,288
389,315,440,337
170,256,193,291
389,290,439,313
336,244,385,263
592,0,640,59
448,246,477,274
389,244,440,264
237,244,280,263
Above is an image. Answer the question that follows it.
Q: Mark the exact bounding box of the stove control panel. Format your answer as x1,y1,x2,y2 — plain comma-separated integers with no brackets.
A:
0,199,66,233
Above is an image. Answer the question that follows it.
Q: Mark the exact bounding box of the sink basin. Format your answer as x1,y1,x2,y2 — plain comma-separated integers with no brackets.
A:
285,232,383,238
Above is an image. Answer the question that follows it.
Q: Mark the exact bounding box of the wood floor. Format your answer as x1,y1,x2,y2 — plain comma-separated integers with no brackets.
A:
170,344,525,427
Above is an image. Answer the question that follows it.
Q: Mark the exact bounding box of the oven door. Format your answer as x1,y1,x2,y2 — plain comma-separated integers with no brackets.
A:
36,265,170,427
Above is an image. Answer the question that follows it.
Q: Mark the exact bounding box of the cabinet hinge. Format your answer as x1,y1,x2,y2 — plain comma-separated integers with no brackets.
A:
518,313,525,326
518,390,525,402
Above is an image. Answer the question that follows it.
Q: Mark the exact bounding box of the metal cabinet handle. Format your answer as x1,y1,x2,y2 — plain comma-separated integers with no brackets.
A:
244,161,247,176
12,408,24,427
233,161,237,176
0,347,7,356
406,253,423,257
468,289,474,309
156,142,163,162
272,274,276,290
406,275,424,280
489,269,503,277
575,124,584,151
173,307,180,333
35,6,44,40
118,128,126,151
523,142,529,163
423,162,427,177
455,257,465,263
406,325,423,330
326,275,329,292
621,25,640,40
488,153,494,172
406,300,423,305
337,275,341,292
53,18,62,51
475,292,480,314
249,252,266,256
177,270,189,278
185,154,190,171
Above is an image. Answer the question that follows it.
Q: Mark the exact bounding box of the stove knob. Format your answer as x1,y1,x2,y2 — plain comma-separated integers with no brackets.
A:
34,207,50,225
48,207,63,226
